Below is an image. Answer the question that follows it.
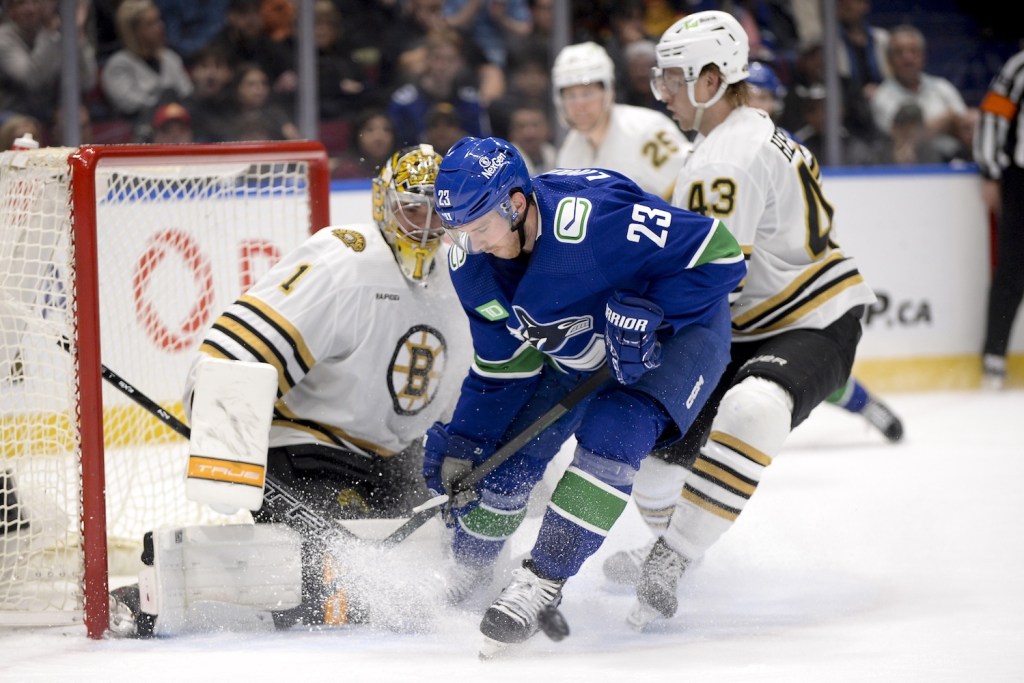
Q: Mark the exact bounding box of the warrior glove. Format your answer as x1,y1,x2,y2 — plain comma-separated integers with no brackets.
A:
604,293,665,385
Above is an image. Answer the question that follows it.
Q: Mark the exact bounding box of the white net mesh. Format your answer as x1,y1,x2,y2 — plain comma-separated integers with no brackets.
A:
0,145,323,626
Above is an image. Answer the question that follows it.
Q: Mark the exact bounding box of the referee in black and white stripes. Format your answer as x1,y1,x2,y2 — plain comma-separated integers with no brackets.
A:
974,45,1024,388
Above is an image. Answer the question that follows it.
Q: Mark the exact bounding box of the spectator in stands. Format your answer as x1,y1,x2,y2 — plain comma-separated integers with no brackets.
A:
791,81,883,166
835,0,889,142
148,101,193,144
379,0,450,87
884,102,947,164
153,0,229,62
330,107,396,179
387,29,490,148
380,0,502,107
743,0,801,66
49,102,92,146
487,50,552,139
779,37,824,134
227,61,299,141
260,0,294,44
602,0,650,100
937,106,977,165
621,39,664,112
442,0,532,70
507,102,555,175
100,0,193,121
0,0,97,126
870,25,969,146
0,112,43,150
505,0,552,75
421,102,467,154
183,42,235,142
207,0,294,102
314,0,373,121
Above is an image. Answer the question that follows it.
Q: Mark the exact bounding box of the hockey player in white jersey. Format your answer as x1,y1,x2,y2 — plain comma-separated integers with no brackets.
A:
553,41,691,200
109,145,473,636
619,11,879,627
746,60,903,443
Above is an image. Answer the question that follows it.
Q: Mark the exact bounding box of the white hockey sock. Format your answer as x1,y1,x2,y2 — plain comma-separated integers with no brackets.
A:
663,377,793,560
632,455,691,534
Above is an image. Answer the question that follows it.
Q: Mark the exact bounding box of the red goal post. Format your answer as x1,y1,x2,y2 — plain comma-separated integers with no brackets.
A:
0,141,330,638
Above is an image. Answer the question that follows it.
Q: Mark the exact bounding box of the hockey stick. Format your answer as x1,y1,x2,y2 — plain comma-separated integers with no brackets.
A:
380,364,614,547
96,363,446,545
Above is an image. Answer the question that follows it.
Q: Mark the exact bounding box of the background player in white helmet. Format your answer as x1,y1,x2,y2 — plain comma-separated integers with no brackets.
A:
110,145,473,636
619,11,880,628
553,41,691,200
746,59,904,443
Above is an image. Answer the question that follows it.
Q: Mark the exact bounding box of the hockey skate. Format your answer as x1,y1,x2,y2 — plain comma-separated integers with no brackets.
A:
478,560,568,659
601,538,656,586
626,538,691,631
982,354,1007,391
860,396,904,442
108,584,156,638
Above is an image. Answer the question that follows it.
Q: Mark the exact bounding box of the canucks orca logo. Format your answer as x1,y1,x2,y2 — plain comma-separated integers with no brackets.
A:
511,305,593,353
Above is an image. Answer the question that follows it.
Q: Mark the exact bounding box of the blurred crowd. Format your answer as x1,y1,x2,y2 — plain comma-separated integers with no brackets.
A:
0,0,1015,175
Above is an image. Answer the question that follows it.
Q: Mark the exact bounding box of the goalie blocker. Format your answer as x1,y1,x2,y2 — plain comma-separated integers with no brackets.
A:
186,358,279,514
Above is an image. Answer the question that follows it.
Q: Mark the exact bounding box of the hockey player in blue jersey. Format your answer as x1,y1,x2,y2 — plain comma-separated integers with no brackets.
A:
424,136,745,654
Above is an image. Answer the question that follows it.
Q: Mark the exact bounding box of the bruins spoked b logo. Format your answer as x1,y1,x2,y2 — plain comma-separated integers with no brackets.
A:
388,325,447,415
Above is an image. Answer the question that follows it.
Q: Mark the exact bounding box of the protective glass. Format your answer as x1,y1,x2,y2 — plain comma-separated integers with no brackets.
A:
441,197,515,255
650,66,686,103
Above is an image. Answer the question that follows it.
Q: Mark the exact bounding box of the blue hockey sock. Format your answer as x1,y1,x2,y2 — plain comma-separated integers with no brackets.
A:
828,377,869,412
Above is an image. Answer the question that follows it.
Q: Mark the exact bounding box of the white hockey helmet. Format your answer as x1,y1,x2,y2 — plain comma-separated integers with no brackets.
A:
651,11,749,128
552,41,615,91
654,11,749,85
552,41,615,122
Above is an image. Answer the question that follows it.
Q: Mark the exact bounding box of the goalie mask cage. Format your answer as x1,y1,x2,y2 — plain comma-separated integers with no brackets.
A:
0,141,330,638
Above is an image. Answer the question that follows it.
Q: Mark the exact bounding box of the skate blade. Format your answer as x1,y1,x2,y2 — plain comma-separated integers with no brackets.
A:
478,635,512,660
626,601,662,632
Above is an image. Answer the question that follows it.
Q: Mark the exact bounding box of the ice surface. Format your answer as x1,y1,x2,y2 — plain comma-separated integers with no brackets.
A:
2,389,1023,682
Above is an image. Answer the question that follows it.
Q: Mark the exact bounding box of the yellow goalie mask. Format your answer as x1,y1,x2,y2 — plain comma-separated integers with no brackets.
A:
373,144,444,282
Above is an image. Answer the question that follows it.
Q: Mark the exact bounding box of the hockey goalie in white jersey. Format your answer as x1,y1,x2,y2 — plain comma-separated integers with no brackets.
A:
553,41,691,200
109,145,472,637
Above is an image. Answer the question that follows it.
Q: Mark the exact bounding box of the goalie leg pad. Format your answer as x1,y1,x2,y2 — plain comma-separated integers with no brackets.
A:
186,357,278,513
664,377,793,561
139,523,303,635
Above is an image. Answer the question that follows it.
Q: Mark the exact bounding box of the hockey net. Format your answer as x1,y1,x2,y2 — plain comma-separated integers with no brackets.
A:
0,142,330,637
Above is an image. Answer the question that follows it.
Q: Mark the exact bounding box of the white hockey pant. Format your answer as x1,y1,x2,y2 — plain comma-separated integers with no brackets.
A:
663,377,794,561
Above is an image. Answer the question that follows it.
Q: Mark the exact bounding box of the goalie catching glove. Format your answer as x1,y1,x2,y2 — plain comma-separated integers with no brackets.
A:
604,293,665,385
422,422,492,521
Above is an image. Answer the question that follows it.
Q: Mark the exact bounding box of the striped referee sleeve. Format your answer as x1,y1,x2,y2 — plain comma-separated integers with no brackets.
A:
975,50,1024,179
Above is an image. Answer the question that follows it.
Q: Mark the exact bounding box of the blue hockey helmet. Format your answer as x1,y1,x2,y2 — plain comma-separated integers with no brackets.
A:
434,136,533,230
747,61,786,100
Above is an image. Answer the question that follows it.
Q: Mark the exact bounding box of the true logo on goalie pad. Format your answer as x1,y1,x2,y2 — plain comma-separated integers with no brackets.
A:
187,456,265,488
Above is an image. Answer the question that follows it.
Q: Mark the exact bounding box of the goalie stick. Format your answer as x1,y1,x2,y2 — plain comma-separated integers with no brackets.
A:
381,365,614,546
98,359,610,546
